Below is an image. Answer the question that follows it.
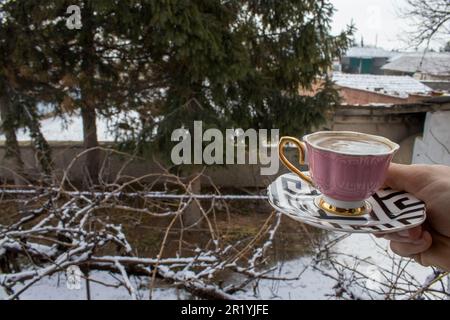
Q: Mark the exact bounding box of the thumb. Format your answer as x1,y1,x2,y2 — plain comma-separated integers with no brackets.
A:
384,163,432,195
417,231,450,272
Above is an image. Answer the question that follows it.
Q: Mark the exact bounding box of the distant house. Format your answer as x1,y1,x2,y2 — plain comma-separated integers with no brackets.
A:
381,52,450,81
341,47,397,75
332,72,433,105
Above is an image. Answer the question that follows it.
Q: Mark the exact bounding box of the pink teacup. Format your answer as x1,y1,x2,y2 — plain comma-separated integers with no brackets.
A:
278,131,399,216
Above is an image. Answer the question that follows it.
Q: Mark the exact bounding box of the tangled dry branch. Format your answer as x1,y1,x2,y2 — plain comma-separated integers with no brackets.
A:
0,149,284,300
0,148,448,300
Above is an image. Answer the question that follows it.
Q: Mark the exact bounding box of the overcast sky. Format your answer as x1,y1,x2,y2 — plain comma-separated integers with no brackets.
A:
329,0,445,51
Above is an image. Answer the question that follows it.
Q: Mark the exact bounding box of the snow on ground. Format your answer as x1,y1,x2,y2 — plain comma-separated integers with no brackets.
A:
0,114,110,142
0,112,139,142
235,233,437,300
0,270,188,300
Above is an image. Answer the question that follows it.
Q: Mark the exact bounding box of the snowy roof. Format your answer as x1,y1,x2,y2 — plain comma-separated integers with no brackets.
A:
382,52,450,76
332,73,433,98
344,47,398,59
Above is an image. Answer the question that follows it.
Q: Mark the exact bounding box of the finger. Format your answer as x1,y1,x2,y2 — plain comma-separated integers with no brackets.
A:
419,232,450,270
382,233,419,243
408,254,422,265
374,226,423,241
390,231,432,256
374,233,384,238
405,226,423,241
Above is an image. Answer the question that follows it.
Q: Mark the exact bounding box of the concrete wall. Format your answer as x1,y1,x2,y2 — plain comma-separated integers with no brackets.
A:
413,111,450,165
1,104,443,188
0,142,300,188
327,108,424,164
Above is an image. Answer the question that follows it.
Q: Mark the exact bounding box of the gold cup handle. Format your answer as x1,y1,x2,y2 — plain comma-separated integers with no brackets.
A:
278,136,314,186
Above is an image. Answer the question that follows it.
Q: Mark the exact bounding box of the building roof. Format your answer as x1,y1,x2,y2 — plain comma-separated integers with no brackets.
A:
344,47,398,59
421,80,450,92
336,98,450,115
381,52,450,76
332,73,433,98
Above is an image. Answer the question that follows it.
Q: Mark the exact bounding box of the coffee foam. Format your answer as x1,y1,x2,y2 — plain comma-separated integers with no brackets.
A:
313,136,392,155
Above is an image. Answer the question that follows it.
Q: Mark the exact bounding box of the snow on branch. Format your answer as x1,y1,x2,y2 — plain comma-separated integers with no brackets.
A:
1,148,447,300
0,150,280,300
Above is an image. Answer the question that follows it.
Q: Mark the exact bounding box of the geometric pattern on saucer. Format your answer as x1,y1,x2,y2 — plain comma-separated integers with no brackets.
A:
267,173,426,234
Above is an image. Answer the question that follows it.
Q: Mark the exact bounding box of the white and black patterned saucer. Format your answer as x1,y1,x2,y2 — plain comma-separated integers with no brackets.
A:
267,173,426,234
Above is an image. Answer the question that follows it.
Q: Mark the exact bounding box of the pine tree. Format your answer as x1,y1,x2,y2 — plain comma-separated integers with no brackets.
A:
108,1,353,225
112,1,353,154
0,5,54,182
1,0,353,188
0,0,148,184
0,78,27,185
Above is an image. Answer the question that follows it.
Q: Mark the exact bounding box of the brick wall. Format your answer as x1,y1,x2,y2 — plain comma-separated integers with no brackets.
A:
339,86,426,105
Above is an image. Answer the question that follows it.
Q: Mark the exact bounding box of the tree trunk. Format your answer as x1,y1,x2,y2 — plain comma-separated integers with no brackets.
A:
80,105,100,186
22,104,53,176
79,3,100,187
0,90,27,186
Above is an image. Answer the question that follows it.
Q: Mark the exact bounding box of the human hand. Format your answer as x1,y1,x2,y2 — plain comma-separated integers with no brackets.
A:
376,163,450,271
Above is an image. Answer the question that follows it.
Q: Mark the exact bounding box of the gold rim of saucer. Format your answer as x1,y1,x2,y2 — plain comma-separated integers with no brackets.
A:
317,197,367,217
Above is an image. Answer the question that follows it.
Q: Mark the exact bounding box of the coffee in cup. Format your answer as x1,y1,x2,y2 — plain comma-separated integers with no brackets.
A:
314,136,392,155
